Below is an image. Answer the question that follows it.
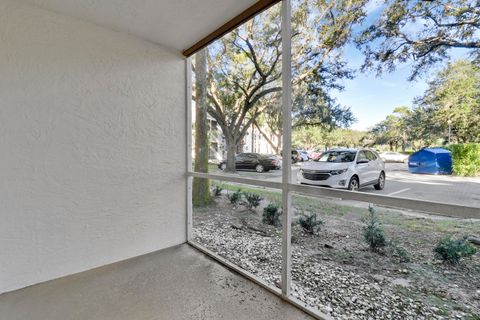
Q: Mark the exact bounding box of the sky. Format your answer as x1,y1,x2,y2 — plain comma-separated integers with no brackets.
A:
331,1,470,131
332,45,430,131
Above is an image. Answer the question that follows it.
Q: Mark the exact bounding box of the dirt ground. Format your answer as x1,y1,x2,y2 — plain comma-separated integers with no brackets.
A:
193,186,480,320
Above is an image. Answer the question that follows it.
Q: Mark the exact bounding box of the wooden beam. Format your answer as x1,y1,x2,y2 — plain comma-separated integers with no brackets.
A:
182,0,280,57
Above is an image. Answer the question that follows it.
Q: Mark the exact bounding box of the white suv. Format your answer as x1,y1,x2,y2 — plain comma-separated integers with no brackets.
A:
297,149,385,191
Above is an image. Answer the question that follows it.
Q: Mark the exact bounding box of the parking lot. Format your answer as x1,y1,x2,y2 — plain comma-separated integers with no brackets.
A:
363,163,480,207
211,163,480,208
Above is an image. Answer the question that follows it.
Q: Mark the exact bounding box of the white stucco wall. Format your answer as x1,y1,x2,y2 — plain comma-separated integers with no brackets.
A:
0,0,186,293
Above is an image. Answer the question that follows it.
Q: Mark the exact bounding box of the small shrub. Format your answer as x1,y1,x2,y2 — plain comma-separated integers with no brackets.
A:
263,203,281,226
227,189,242,205
298,212,324,235
433,236,477,264
212,185,223,197
242,192,263,210
362,206,386,252
388,241,411,263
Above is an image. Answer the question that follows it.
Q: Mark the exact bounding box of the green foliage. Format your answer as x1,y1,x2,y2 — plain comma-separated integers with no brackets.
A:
227,189,243,205
290,0,367,130
447,144,480,177
293,126,366,150
242,192,263,210
362,206,387,252
203,1,370,170
262,203,281,227
298,212,324,235
419,60,480,144
388,241,411,263
368,61,480,151
368,107,410,151
356,1,480,80
434,236,477,264
212,185,223,197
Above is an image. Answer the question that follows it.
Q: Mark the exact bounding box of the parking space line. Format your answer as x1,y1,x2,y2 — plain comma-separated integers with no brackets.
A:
387,188,411,196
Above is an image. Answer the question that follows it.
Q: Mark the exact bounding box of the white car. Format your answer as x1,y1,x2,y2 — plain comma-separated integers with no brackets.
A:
297,149,386,191
380,151,409,163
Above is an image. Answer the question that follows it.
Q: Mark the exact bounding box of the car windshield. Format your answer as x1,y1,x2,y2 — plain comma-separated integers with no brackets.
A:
318,151,356,163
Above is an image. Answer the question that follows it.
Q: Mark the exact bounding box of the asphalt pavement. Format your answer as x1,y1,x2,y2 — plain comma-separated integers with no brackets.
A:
211,162,480,208
363,163,480,208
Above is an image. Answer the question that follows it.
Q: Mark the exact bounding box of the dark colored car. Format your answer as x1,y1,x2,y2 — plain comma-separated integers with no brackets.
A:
291,150,301,163
218,153,279,173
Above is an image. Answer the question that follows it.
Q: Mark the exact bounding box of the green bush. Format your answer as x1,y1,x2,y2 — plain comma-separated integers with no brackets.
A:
446,143,480,176
227,189,242,205
298,212,324,235
242,192,263,210
362,206,387,252
212,185,223,197
433,236,477,264
262,203,281,226
388,241,411,263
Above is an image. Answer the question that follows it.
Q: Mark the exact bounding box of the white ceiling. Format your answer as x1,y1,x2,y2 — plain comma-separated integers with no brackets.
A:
22,0,259,53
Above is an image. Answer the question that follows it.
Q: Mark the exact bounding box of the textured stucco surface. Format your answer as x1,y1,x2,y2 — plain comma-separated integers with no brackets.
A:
0,0,186,293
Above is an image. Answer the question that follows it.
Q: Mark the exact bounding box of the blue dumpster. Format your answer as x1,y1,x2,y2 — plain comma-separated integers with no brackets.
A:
408,148,452,175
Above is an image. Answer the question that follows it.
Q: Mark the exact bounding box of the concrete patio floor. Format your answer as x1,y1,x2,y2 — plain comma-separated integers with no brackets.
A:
0,244,314,320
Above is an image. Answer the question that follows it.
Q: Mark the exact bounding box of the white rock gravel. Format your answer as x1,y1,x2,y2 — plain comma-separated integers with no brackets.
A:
193,221,470,320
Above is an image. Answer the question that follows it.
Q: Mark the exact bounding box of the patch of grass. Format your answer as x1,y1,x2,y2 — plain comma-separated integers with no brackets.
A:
425,292,474,317
375,209,480,235
431,220,480,234
208,164,220,172
213,182,480,236
214,182,281,203
293,195,351,217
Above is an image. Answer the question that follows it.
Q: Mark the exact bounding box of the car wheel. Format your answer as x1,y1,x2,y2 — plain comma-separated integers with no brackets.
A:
348,176,359,191
220,163,227,171
255,164,265,173
374,172,385,190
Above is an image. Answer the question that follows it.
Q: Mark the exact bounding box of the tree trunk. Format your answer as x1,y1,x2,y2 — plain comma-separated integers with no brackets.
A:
275,133,282,154
225,136,237,172
192,49,212,207
251,123,255,153
236,139,244,154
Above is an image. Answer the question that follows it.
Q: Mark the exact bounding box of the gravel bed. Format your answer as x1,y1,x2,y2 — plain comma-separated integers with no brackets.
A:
193,217,477,320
